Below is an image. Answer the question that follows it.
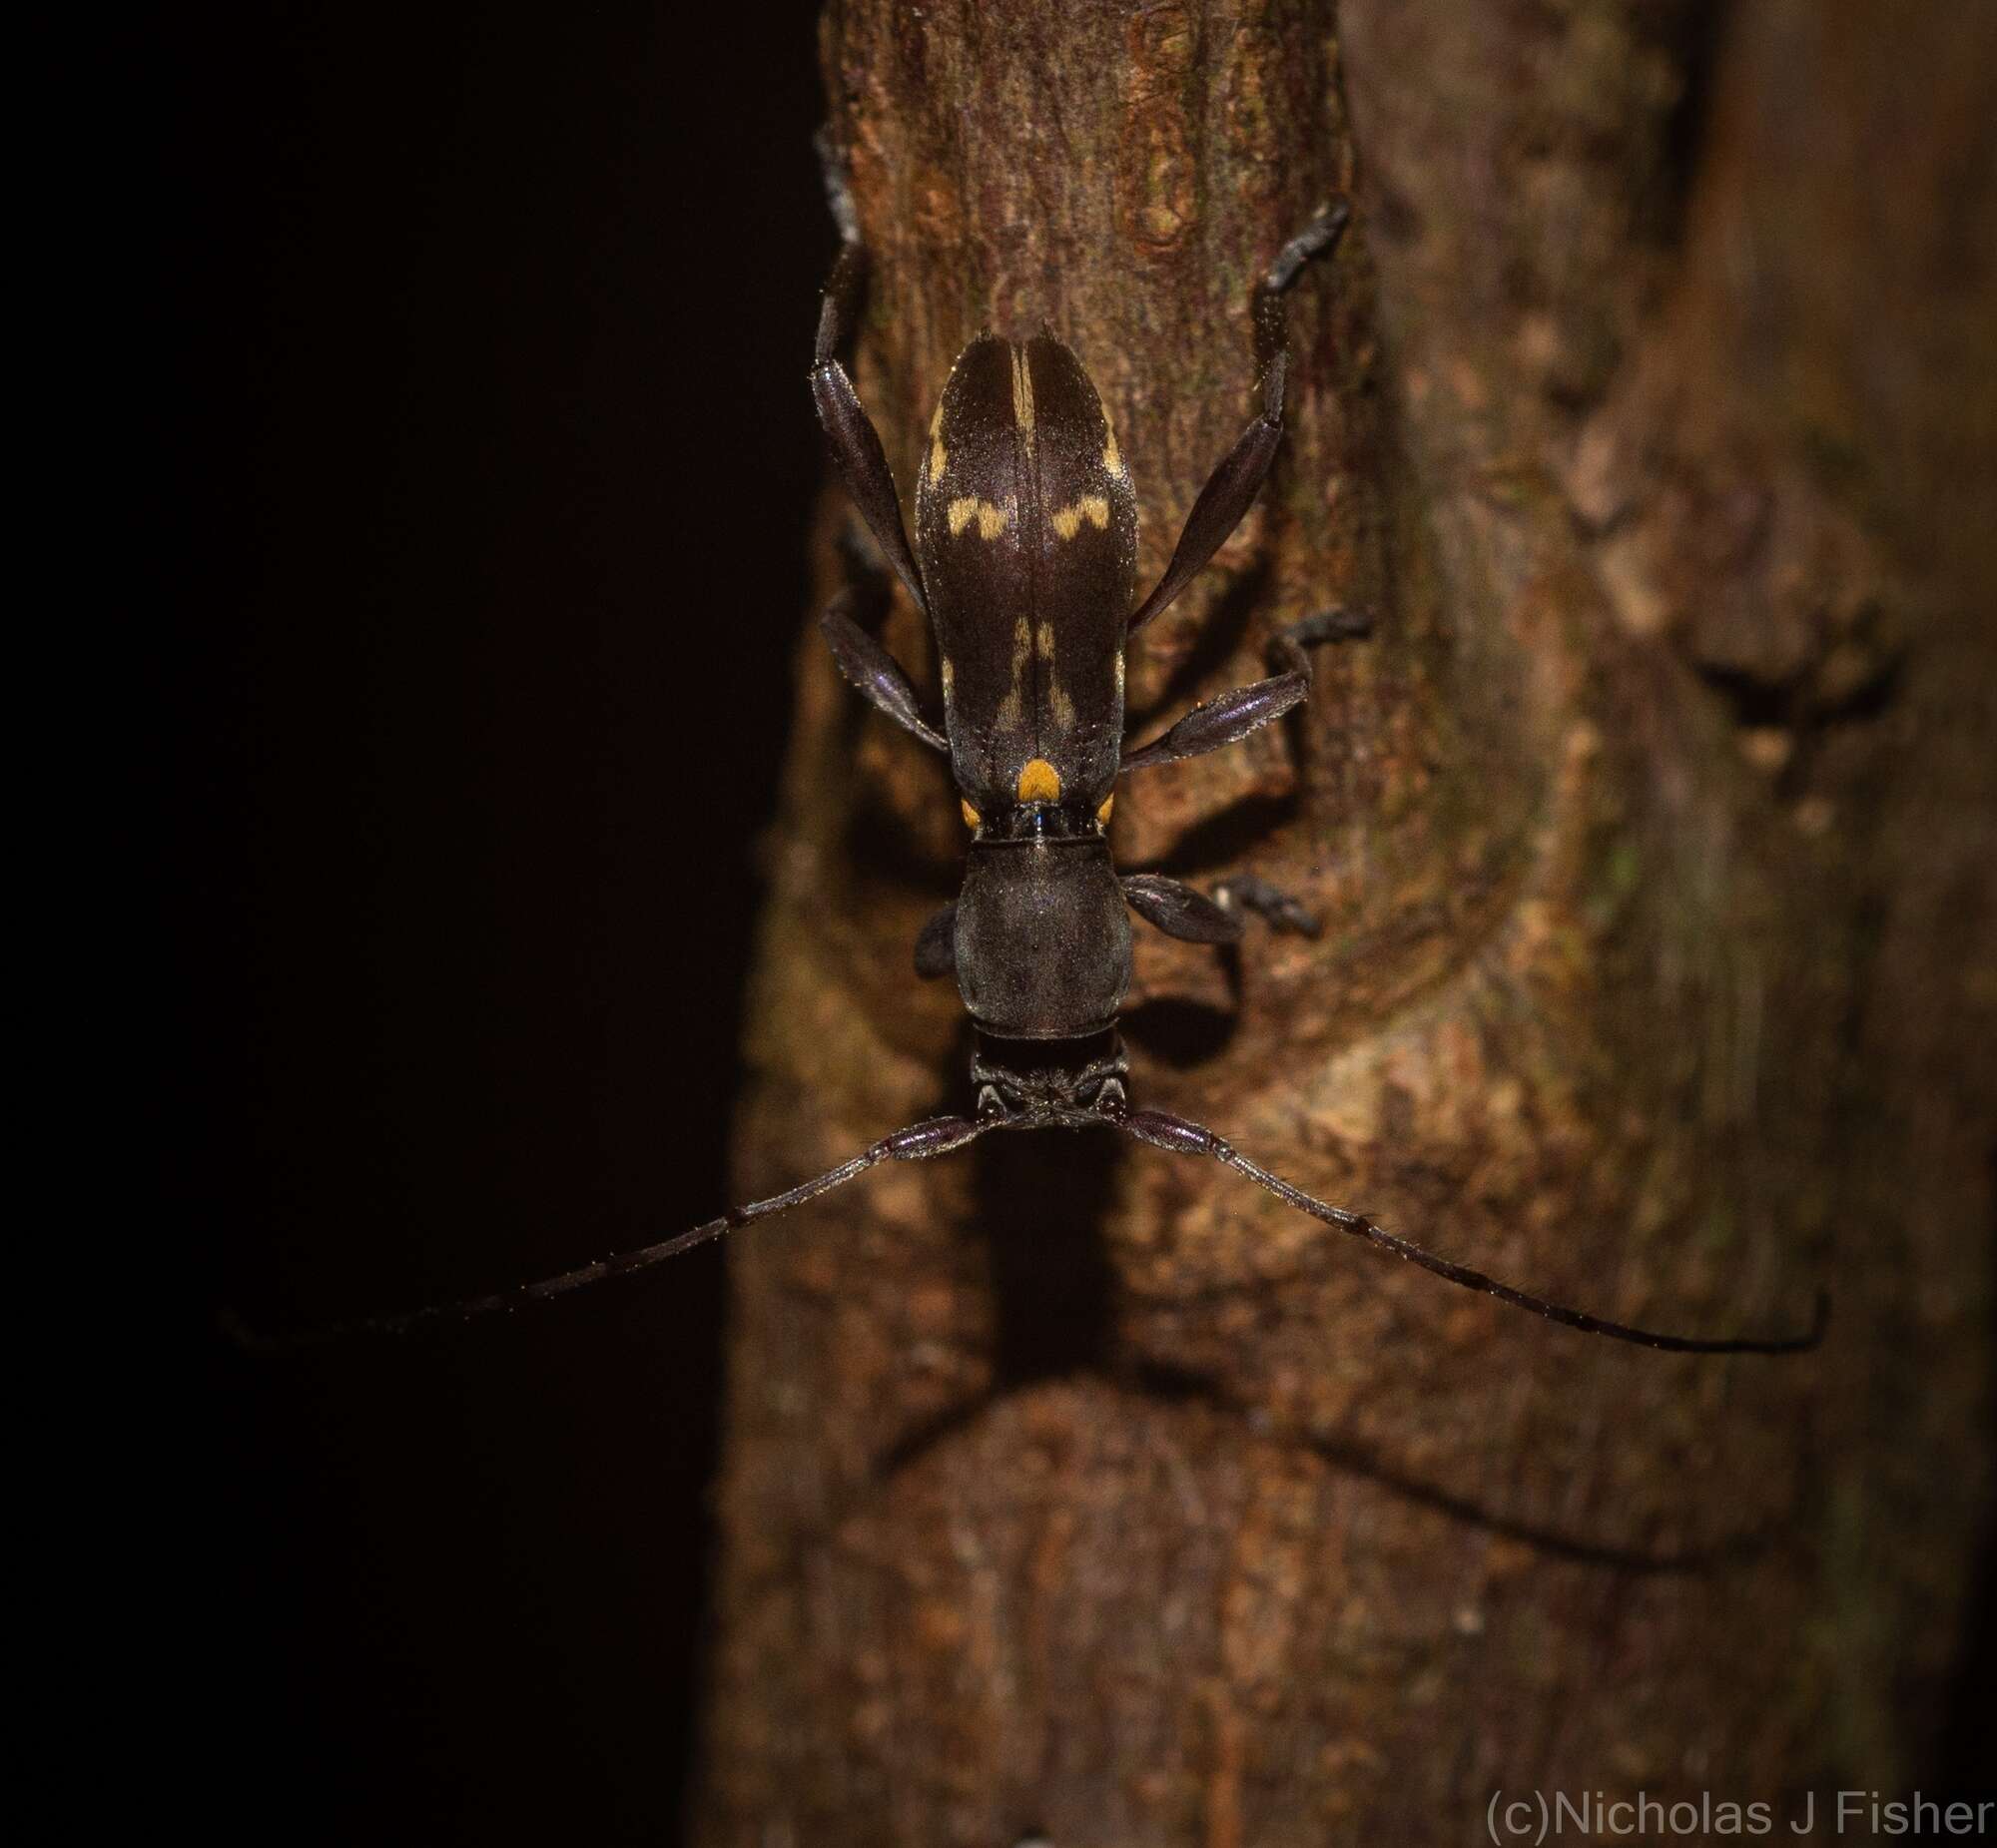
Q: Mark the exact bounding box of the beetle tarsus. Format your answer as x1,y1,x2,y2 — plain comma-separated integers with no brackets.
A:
1268,604,1373,680
814,126,861,247
1211,874,1321,937
1252,198,1353,390
1262,200,1353,297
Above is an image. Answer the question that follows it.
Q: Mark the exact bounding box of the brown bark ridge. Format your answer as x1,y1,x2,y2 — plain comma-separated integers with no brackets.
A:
697,1,1996,1839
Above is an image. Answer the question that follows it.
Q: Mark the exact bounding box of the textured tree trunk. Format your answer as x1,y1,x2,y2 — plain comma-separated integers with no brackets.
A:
697,1,1994,1839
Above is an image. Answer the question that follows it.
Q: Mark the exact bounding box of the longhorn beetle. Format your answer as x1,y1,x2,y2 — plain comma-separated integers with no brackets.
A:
247,166,1824,1358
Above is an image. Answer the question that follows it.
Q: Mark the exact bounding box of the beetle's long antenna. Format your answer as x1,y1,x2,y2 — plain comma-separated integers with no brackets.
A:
227,1115,991,1353
1115,1107,1827,1355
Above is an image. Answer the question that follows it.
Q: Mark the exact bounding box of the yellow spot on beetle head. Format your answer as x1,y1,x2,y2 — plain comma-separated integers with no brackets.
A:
1016,758,1061,804
1096,793,1115,826
961,799,982,831
1050,495,1111,541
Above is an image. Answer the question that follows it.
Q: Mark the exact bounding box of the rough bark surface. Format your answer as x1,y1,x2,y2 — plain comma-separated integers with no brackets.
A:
698,1,1995,1839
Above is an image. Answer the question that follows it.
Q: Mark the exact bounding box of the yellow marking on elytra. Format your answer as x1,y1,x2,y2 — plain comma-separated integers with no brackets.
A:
940,658,955,699
1114,653,1125,696
947,495,1011,540
1010,347,1035,454
1102,428,1122,476
961,799,982,830
926,402,948,478
994,617,1031,732
1096,793,1115,826
1016,757,1062,803
1050,495,1111,540
1036,613,1077,731
1022,617,1075,729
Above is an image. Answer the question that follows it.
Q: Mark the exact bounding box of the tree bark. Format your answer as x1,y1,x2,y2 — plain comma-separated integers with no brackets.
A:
698,1,1995,1839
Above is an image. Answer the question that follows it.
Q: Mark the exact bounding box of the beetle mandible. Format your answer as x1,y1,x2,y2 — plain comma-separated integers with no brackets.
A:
258,158,1823,1359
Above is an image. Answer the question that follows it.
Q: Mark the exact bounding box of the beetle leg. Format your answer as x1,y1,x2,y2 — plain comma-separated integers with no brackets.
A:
914,902,958,978
1123,417,1286,638
1126,201,1351,637
1122,873,1245,944
811,139,929,613
1117,671,1310,773
1119,604,1372,774
1120,607,1371,929
1125,871,1319,942
821,591,949,753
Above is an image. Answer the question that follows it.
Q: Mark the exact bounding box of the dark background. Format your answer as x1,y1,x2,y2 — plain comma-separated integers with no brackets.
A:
183,8,824,1841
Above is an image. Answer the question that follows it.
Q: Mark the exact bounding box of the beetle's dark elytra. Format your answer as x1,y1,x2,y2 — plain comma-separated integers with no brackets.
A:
916,332,1137,821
